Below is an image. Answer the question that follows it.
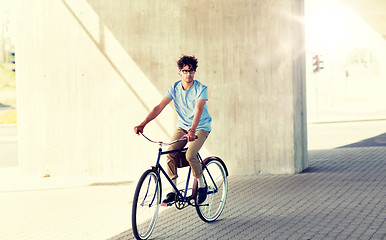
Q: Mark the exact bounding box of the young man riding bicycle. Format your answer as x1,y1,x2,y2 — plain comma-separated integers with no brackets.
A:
134,55,211,205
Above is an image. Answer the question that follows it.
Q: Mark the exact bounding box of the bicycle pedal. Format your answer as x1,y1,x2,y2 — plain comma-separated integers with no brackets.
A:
161,202,174,207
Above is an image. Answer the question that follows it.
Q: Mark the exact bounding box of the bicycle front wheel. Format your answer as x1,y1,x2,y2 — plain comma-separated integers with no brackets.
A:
196,158,228,222
132,169,161,240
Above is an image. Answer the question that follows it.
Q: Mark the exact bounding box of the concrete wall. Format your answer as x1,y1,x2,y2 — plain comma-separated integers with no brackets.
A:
0,124,18,167
16,0,307,178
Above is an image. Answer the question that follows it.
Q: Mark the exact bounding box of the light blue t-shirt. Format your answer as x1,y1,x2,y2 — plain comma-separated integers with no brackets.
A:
166,80,212,132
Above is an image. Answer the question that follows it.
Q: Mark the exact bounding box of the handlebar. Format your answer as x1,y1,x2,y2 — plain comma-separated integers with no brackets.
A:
140,132,197,146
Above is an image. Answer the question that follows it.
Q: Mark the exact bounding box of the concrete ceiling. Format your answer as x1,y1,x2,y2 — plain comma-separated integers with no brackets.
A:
338,0,386,39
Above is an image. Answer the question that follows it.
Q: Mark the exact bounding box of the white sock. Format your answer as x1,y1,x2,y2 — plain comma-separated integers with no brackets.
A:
198,176,205,188
172,178,177,193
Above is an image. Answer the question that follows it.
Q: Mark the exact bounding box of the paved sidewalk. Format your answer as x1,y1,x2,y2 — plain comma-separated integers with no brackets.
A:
1,123,385,239
0,169,137,240
111,145,386,240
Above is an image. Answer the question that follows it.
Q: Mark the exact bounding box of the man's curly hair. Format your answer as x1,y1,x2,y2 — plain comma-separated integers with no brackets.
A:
177,55,198,71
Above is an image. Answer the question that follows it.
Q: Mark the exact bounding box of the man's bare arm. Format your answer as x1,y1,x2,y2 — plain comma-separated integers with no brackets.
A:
186,99,206,141
134,96,172,134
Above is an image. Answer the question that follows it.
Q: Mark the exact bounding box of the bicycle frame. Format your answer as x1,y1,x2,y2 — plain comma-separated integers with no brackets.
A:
139,133,220,208
148,145,219,208
155,146,192,202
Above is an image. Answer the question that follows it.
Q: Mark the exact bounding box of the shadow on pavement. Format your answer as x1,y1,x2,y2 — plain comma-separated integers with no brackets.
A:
338,132,386,148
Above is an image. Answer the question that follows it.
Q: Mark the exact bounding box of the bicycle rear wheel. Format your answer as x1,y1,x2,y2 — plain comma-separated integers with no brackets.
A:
132,169,161,240
195,158,228,222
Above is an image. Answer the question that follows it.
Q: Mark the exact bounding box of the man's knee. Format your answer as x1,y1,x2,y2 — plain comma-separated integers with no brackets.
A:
186,152,198,163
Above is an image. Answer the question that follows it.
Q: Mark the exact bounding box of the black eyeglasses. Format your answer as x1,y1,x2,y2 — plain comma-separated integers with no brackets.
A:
181,70,195,74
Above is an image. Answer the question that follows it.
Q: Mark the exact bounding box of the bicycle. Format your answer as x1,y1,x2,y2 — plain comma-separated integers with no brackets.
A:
132,133,228,240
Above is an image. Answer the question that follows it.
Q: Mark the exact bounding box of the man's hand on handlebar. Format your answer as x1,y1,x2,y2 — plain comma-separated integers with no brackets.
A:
134,125,144,135
185,131,197,142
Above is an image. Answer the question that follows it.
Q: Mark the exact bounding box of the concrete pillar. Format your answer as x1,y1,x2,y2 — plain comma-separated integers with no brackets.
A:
16,0,307,178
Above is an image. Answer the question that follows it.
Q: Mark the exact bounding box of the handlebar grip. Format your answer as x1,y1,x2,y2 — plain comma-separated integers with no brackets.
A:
184,135,198,141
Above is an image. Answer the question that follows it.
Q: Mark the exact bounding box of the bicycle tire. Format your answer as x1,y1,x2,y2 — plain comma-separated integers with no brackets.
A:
132,169,161,240
195,158,228,222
